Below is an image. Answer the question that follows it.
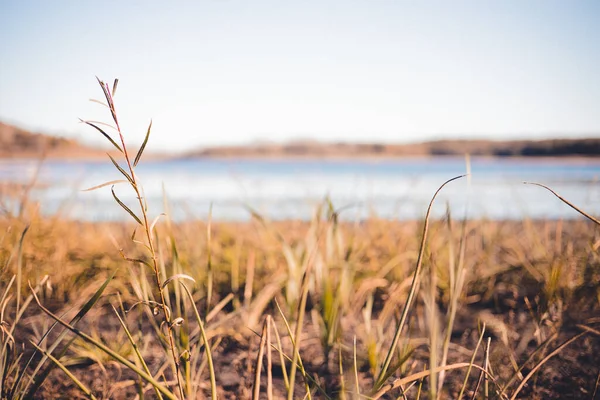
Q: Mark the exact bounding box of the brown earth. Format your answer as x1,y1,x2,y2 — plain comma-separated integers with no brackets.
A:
0,121,108,159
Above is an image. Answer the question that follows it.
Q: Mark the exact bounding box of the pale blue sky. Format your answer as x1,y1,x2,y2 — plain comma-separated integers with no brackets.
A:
1,0,599,152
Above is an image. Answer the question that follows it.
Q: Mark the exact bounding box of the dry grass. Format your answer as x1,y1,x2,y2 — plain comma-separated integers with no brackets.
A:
2,208,599,398
1,79,599,399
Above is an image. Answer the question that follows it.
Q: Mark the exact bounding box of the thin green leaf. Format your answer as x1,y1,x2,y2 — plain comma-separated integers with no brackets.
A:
107,154,135,186
457,326,487,399
112,306,163,400
82,179,127,192
274,300,313,400
180,283,217,400
120,254,153,270
30,290,177,400
21,270,118,398
263,302,332,399
30,341,98,400
111,186,143,225
79,119,122,153
134,120,152,167
161,274,195,290
75,272,118,323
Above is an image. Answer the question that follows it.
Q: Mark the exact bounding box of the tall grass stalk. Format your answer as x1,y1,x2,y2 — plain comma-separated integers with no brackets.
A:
90,78,190,397
526,182,600,226
374,175,465,390
437,210,469,396
457,323,486,400
252,317,269,400
180,283,217,400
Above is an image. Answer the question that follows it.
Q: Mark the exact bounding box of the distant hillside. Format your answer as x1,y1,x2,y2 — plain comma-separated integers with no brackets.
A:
187,137,600,159
424,138,600,157
0,121,104,158
2,120,599,159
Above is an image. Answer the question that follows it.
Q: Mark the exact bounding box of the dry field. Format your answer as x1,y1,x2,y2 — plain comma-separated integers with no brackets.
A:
1,193,600,399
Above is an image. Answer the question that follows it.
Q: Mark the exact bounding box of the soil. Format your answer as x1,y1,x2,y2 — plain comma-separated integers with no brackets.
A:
25,281,599,400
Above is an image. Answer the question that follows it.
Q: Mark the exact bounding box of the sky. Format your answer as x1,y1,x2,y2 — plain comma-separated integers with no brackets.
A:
1,1,599,152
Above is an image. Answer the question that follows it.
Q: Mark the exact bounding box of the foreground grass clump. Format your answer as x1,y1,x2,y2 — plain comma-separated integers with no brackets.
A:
0,79,599,399
2,214,600,398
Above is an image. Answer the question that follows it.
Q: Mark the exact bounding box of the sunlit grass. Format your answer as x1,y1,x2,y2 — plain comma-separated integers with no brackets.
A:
0,79,599,399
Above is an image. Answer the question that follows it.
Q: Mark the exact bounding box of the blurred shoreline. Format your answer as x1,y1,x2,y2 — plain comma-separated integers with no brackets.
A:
2,121,599,161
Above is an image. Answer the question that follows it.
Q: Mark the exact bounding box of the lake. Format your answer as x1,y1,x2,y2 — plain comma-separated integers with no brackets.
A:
1,157,599,221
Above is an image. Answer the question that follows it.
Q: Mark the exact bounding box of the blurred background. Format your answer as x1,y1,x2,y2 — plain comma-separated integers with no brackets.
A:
1,0,599,221
1,0,599,150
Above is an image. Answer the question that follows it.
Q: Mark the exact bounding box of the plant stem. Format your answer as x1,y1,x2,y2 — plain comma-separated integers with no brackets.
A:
105,83,185,399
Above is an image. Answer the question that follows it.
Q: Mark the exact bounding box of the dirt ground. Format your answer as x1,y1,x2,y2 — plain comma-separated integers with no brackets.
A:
3,218,599,399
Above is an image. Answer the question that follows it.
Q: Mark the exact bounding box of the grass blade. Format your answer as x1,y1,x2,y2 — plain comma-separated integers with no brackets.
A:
107,154,135,186
457,324,486,400
252,318,269,400
111,186,143,225
271,319,290,390
16,225,29,319
161,274,195,291
180,283,217,400
112,78,119,97
206,203,213,314
274,299,313,400
259,315,332,400
79,119,123,153
30,341,98,400
89,98,109,108
30,289,177,400
509,332,587,400
82,179,127,192
134,120,152,167
96,77,118,124
353,336,360,397
373,362,498,399
375,175,466,389
149,213,166,239
21,270,119,398
266,316,273,400
112,305,163,400
525,182,600,225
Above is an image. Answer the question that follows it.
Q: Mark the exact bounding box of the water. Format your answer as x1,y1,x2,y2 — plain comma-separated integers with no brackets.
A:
1,157,599,221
